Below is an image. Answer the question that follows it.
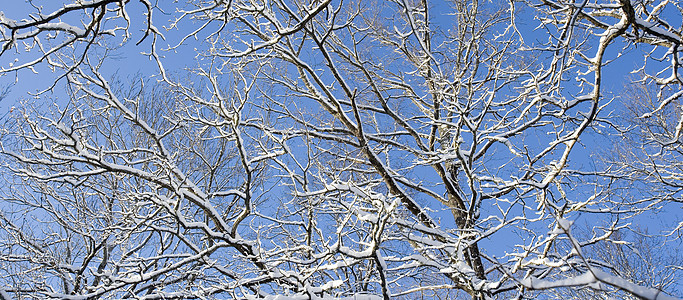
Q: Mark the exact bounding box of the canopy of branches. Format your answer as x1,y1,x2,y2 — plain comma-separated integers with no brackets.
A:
0,0,681,299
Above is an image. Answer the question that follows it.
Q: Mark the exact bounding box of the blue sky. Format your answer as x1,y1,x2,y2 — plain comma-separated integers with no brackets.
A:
0,0,681,298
